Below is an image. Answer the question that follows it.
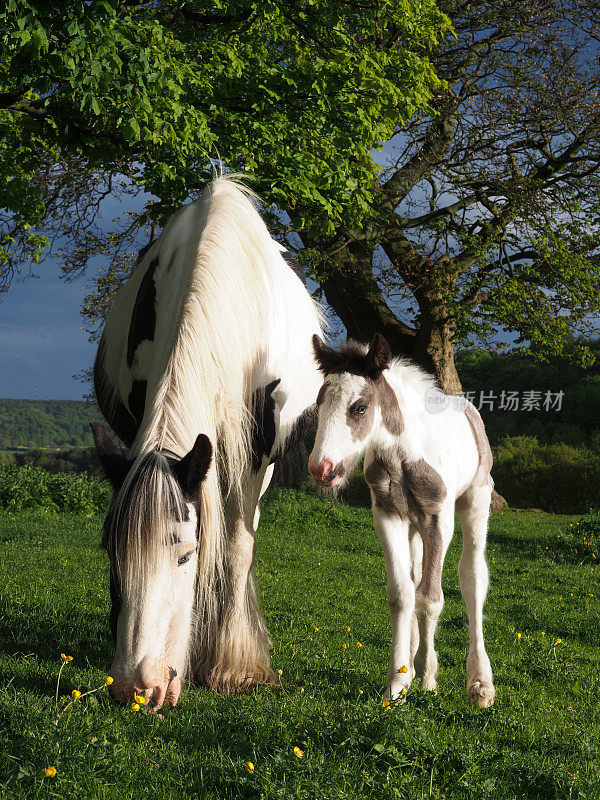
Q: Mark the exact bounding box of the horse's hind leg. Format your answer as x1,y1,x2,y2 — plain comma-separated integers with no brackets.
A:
209,465,275,693
413,507,454,692
456,482,495,708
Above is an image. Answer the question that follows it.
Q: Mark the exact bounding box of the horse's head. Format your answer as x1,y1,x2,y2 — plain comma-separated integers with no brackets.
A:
308,334,402,488
91,423,212,710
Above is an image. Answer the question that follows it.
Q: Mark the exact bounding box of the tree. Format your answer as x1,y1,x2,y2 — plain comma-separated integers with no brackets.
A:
296,0,600,391
0,0,448,291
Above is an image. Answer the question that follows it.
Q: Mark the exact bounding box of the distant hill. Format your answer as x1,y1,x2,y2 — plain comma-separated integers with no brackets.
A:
0,399,100,450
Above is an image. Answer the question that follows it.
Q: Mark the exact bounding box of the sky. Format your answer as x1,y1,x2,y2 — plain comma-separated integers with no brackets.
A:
0,265,96,400
0,190,148,401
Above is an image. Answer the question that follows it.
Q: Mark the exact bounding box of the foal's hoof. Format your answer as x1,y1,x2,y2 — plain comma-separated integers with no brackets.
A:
386,681,410,703
420,677,439,694
467,681,495,708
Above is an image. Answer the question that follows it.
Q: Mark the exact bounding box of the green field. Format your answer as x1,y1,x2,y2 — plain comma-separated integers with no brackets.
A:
0,491,598,799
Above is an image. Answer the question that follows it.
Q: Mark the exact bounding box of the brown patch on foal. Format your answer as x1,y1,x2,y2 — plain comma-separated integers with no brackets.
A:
366,453,448,603
345,385,376,442
365,454,409,517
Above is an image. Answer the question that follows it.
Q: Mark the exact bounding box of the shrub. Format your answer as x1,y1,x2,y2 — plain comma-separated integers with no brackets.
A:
554,509,600,564
492,436,600,513
0,464,111,514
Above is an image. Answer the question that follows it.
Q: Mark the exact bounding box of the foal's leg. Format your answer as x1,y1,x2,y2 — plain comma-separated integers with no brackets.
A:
413,506,454,692
373,504,414,701
409,526,423,671
456,483,495,707
210,465,275,692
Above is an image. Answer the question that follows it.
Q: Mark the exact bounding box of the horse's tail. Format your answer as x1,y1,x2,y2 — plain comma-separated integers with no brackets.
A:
131,176,277,680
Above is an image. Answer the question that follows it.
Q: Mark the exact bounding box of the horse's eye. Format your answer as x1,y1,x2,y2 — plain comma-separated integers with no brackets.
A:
353,404,367,416
177,549,195,567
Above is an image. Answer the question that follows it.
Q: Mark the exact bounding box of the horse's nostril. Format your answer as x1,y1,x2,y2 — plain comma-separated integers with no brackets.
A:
321,460,333,478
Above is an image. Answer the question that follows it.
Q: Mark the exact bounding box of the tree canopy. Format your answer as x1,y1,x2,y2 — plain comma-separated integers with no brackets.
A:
298,0,600,389
0,0,448,289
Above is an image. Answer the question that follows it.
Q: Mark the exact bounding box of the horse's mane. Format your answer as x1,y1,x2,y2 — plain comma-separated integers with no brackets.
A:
388,357,439,398
104,176,280,677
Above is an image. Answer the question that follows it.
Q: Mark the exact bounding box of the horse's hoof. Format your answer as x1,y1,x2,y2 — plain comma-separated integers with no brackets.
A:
467,681,495,708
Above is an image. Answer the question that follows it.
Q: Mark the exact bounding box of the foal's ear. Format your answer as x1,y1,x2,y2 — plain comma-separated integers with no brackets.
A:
173,434,213,498
312,335,345,374
366,333,391,376
90,422,130,491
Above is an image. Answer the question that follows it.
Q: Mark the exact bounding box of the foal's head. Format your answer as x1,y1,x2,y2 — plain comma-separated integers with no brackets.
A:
91,423,212,710
309,334,402,488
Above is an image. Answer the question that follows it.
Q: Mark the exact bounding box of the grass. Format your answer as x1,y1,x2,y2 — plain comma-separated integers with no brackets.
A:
0,489,598,799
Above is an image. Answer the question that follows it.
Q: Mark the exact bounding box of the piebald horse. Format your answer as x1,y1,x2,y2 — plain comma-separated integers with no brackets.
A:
91,176,323,708
309,335,495,707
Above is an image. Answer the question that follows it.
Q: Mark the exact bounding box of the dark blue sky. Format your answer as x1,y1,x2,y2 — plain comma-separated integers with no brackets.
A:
0,266,95,400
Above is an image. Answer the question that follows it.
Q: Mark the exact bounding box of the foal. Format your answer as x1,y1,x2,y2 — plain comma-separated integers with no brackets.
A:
309,334,495,707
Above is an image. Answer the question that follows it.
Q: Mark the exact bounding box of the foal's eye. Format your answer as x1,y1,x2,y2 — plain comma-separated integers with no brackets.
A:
353,404,368,416
177,549,196,567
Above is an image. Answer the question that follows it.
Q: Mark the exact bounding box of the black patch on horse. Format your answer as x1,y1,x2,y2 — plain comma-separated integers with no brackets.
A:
281,250,306,285
94,337,138,448
251,379,281,472
127,257,158,367
127,379,147,432
271,404,317,462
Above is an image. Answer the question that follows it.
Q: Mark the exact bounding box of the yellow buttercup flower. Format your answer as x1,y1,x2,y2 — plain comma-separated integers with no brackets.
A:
314,627,319,632
397,665,408,674
358,689,363,695
60,653,73,663
44,766,57,778
131,702,140,712
71,690,82,700
346,627,351,633
516,632,522,639
246,761,255,774
134,693,146,705
105,676,114,686
277,669,283,676
293,746,304,758
342,643,348,649
382,700,390,709
356,642,363,648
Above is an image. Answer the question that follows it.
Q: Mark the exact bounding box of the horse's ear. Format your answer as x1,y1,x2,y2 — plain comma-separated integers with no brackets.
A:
90,422,130,491
173,434,213,498
312,335,344,374
366,333,391,375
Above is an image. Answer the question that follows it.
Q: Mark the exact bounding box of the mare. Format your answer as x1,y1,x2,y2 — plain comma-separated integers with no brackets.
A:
92,176,323,709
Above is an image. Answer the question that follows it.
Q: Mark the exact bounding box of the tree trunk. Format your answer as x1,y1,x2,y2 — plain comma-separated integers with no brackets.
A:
414,307,462,395
414,287,462,394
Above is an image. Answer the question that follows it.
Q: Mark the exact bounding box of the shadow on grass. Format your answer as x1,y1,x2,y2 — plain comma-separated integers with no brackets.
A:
0,597,112,689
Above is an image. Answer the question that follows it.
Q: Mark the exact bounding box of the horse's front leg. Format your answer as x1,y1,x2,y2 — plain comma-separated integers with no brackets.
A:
373,504,415,701
207,464,275,692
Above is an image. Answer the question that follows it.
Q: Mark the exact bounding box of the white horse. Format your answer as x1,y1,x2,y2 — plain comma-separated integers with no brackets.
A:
91,176,323,709
309,334,495,707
